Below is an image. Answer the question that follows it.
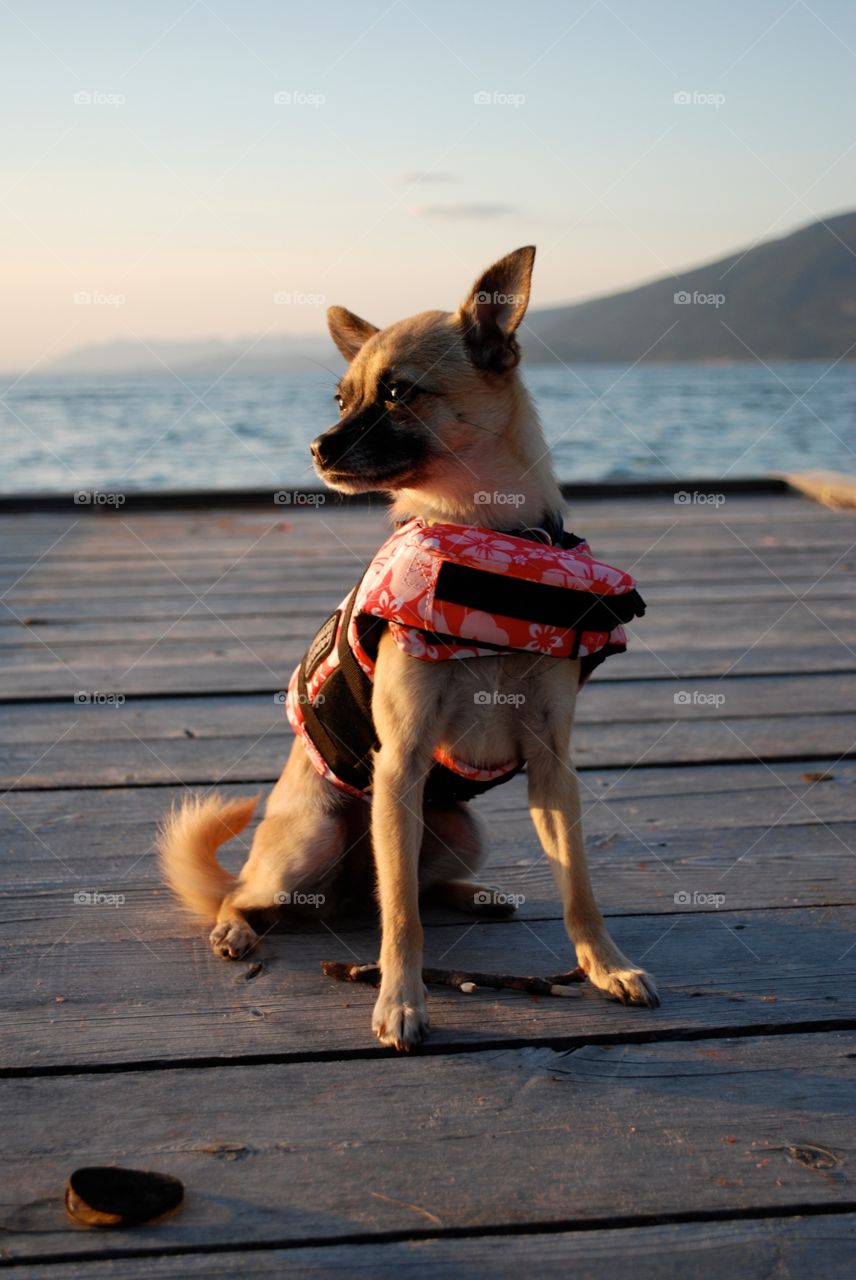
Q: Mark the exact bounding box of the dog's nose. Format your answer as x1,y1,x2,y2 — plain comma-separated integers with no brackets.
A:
310,435,328,466
311,430,351,469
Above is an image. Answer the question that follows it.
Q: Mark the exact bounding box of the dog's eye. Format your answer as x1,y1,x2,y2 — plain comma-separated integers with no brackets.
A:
334,393,345,411
386,383,411,405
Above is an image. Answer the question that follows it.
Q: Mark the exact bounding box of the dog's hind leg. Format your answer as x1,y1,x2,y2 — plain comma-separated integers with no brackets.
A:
210,894,261,960
210,740,361,959
419,802,518,919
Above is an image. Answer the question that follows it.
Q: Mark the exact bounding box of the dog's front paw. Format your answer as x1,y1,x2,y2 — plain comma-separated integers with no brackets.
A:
577,939,659,1008
372,983,429,1051
589,963,659,1007
209,918,257,960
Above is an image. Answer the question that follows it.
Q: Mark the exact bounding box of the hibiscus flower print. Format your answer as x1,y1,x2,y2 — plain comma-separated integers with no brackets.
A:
430,525,517,569
525,623,566,653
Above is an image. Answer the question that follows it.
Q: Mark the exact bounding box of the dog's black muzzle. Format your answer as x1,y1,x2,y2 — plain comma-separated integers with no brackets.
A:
310,404,432,482
310,405,389,472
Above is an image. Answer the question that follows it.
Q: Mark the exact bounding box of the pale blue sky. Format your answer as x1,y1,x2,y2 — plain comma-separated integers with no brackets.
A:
2,0,854,370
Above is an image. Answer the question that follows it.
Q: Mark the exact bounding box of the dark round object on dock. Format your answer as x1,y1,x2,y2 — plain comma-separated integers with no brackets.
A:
65,1166,184,1227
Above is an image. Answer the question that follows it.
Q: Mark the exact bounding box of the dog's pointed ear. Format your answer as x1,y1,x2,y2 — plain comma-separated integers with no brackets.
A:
457,246,535,372
327,306,379,361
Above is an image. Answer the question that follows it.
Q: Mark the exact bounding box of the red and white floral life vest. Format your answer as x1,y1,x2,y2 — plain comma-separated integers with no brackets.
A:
287,518,645,802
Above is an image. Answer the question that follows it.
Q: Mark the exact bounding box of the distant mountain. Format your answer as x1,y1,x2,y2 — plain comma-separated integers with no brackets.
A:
38,213,856,376
44,333,337,376
523,212,856,362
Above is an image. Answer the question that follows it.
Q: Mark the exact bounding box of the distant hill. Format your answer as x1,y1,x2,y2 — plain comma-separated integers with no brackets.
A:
38,213,856,376
44,333,336,377
523,212,856,362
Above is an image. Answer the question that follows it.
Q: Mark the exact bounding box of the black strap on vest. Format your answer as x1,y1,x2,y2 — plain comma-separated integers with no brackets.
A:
434,561,646,631
297,594,378,795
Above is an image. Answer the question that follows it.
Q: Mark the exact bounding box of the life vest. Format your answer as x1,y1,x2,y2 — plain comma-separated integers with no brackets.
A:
286,517,645,803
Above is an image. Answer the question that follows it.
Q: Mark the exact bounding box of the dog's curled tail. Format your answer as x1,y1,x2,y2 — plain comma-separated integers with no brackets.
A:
156,792,260,920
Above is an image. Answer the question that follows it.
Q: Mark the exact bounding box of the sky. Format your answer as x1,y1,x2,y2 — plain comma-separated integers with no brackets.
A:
2,0,855,372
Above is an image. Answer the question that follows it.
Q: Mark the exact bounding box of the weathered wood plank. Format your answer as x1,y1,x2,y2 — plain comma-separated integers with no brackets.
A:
9,514,855,549
4,756,850,817
3,769,854,915
4,511,853,556
4,815,854,915
4,710,856,788
9,515,844,556
2,1034,855,1261
2,673,855,740
25,1214,856,1280
4,551,854,602
0,491,843,531
3,583,855,649
1,905,855,1068
1,500,852,584
3,562,853,632
3,496,848,700
2,592,856,654
0,494,849,549
4,643,856,698
4,536,855,577
13,518,846,560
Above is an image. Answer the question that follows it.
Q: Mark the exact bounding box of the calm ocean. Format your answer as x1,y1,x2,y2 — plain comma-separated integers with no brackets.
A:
1,362,853,494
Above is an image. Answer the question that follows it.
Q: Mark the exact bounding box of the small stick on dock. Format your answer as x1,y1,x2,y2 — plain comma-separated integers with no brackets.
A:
321,960,586,997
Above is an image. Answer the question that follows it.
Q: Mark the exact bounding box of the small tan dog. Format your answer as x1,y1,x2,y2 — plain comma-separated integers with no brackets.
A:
158,247,658,1050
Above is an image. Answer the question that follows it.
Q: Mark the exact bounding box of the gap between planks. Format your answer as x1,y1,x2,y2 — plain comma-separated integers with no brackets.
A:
5,1203,856,1274
3,1017,856,1082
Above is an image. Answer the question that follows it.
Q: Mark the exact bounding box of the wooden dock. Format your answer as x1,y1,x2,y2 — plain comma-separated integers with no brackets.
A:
2,487,856,1275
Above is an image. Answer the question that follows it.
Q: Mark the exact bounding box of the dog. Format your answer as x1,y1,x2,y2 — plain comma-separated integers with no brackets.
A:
158,246,659,1051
